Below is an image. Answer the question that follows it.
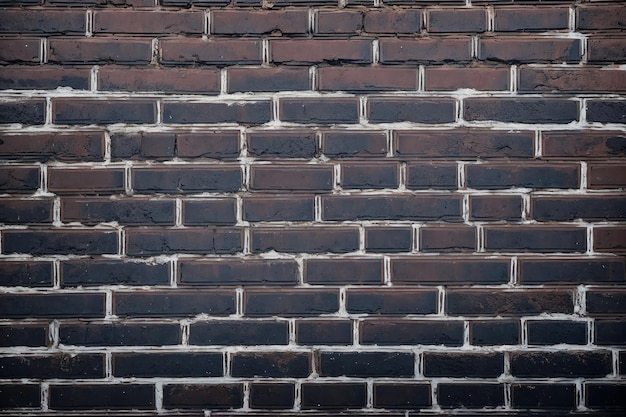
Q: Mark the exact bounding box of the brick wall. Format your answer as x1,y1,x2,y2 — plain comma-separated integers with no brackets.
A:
0,0,625,415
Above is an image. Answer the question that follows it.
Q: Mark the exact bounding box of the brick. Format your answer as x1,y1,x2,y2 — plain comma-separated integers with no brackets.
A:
438,384,504,408
0,100,45,124
163,384,242,409
244,289,339,317
114,290,235,317
363,9,420,33
180,131,241,159
470,195,522,221
113,352,222,377
395,129,534,158
578,6,626,30
271,39,371,64
519,258,625,285
0,261,52,287
160,39,262,65
319,351,413,377
494,7,569,31
447,289,574,316
542,130,626,158
368,98,456,123
406,162,457,190
425,66,509,91
527,320,587,345
594,227,626,253
424,352,503,377
228,67,309,93
161,0,229,5
48,168,125,194
0,198,52,223
0,38,40,63
3,229,117,255
61,197,175,225
0,325,47,347
586,37,626,63
420,226,476,252
510,351,612,377
0,293,104,318
280,98,359,124
53,99,156,124
0,384,40,408
470,320,520,346
126,227,242,255
427,9,486,33
301,383,366,409
232,352,310,377
366,227,411,253
0,66,90,90
484,226,586,252
519,67,626,93
347,288,437,315
316,10,362,34
360,320,464,346
99,67,220,94
61,260,169,286
0,9,85,33
322,131,388,157
0,131,104,161
179,259,298,286
342,162,398,189
248,130,317,158
0,353,104,378
94,10,203,34
533,195,626,221
588,164,626,188
111,132,175,160
212,10,308,35
49,384,154,410
189,321,288,345
587,290,626,315
304,258,382,285
318,67,418,91
49,38,152,64
373,383,431,409
250,165,333,191
163,101,271,124
479,38,581,63
296,320,353,345
183,199,237,225
596,320,626,345
464,98,579,123
379,38,471,63
250,383,294,409
251,227,359,253
0,167,39,193
243,196,314,222
60,322,180,346
323,195,462,221
587,100,626,123
392,257,510,285
586,384,626,409
133,166,241,193
467,163,580,189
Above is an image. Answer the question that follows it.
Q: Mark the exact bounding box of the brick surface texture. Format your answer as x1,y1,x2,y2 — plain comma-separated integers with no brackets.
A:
0,0,625,416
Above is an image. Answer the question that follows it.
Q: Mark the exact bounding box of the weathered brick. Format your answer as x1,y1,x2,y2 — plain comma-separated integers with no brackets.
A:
160,39,262,65
322,131,388,157
366,227,411,253
0,293,105,318
587,100,626,123
363,9,420,33
316,10,362,34
183,199,237,225
212,10,308,35
163,384,242,409
296,320,353,345
49,384,154,410
427,8,487,33
251,227,359,253
304,258,383,285
424,352,503,377
0,131,104,161
280,98,360,124
532,195,626,221
594,227,626,253
232,352,310,377
494,7,569,31
243,196,314,222
163,101,271,125
0,100,45,124
511,351,612,377
125,227,242,255
420,226,476,252
61,260,169,286
360,320,464,346
406,162,457,190
587,37,626,63
519,67,626,93
179,259,298,286
578,6,626,30
368,98,457,123
110,132,175,160
99,67,220,94
341,162,398,189
250,165,333,191
346,288,438,315
48,168,125,194
519,257,625,285
53,99,156,124
3,229,118,255
0,198,52,223
379,38,472,63
271,39,372,64
132,166,241,193
0,66,90,90
542,130,626,158
0,38,41,63
228,67,309,93
447,289,574,316
469,195,523,221
94,10,203,34
318,67,418,91
114,290,235,317
479,38,581,63
49,38,152,64
425,66,509,91
0,353,104,378
247,130,317,158
466,163,580,189
0,325,48,347
61,197,175,225
464,98,579,123
0,9,85,33
0,261,52,287
190,321,288,345
244,289,339,316
392,257,510,285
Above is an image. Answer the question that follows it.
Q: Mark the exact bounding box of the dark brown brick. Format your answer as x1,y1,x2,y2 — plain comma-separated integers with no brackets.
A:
163,384,242,409
232,351,310,377
467,163,580,189
519,67,626,93
0,198,52,223
48,168,125,194
248,130,317,158
296,320,353,345
595,227,626,253
249,383,294,410
163,101,271,124
0,293,105,318
323,195,462,221
0,66,90,90
588,164,626,188
484,225,586,253
395,129,534,158
0,9,85,33
379,38,472,63
271,39,372,64
464,98,579,123
519,257,625,285
494,7,569,31
425,66,509,91
61,260,169,286
3,229,117,255
0,38,41,63
0,353,104,378
0,167,39,193
53,99,156,124
49,38,152,64
61,197,175,225
542,131,626,158
301,383,366,409
532,195,626,221
470,320,520,346
318,67,417,92
0,384,40,408
360,320,464,346
212,10,308,35
49,384,154,410
114,290,235,317
228,67,309,93
512,384,577,410
126,227,242,255
0,325,48,347
447,289,574,316
133,166,241,193
113,352,223,377
428,9,486,33
304,258,382,285
322,131,388,157
251,227,359,253
366,227,411,253
587,290,626,316
179,259,298,286
316,10,362,34
424,352,503,377
420,226,476,252
588,37,626,63
368,98,456,123
346,288,437,315
0,261,52,287
363,9,420,33
243,196,314,222
479,38,581,63
244,289,339,317
392,257,510,285
183,199,237,225
373,383,431,409
250,165,333,191
527,320,587,345
342,162,398,189
189,320,288,345
160,38,262,65
111,132,175,160
469,195,522,221
0,100,45,124
511,351,612,377
578,6,626,30
587,100,626,123
438,383,504,408
406,163,456,190
319,351,413,377
177,131,241,159
94,10,203,34
280,97,360,124
59,322,180,346
99,67,220,94
0,131,104,162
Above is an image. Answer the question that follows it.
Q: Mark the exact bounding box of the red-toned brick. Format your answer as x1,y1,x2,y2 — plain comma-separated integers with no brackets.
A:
53,99,157,125
406,162,457,190
125,227,242,255
341,162,398,189
322,131,388,158
494,7,569,31
280,98,360,124
532,195,626,221
250,165,333,192
48,168,125,194
132,166,241,193
0,9,86,33
270,39,372,64
365,227,411,253
578,5,626,30
588,164,626,188
583,37,626,63
0,166,40,193
251,227,359,254
379,38,472,64
479,38,581,63
98,67,220,94
316,10,363,34
469,195,523,221
247,130,317,158
427,9,487,33
49,38,152,64
425,66,509,91
94,10,203,34
594,227,626,253
212,9,308,35
392,257,510,285
363,9,420,33
0,38,41,63
519,67,626,93
0,66,90,90
304,258,383,285
420,226,476,252
542,131,626,158
160,39,262,65
318,67,417,92
227,67,309,93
